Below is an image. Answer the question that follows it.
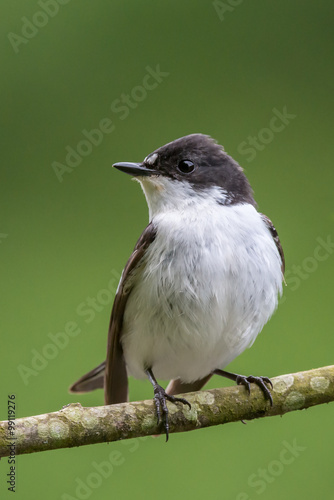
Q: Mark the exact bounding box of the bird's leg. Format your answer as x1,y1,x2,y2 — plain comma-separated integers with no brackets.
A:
213,369,273,406
145,368,191,441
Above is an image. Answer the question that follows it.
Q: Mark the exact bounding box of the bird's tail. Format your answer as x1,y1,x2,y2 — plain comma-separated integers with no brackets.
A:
165,374,212,396
69,361,105,393
69,362,212,398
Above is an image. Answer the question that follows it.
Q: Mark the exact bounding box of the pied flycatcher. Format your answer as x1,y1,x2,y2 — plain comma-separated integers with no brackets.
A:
70,134,285,440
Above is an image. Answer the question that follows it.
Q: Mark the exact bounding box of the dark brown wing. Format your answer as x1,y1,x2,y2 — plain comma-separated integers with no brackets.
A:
104,222,157,405
260,213,285,275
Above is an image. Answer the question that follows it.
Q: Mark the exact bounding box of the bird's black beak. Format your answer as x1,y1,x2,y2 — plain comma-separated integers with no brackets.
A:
113,162,158,177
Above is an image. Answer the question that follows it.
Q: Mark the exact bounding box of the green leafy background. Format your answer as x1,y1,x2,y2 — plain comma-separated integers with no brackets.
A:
1,1,333,499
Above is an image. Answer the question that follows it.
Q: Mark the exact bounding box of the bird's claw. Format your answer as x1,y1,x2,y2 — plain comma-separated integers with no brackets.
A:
236,375,273,406
153,385,191,441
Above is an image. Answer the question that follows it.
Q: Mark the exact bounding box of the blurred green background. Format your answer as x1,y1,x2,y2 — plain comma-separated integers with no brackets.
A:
1,0,333,498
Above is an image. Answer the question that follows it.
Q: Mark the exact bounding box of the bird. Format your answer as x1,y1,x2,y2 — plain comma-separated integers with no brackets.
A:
69,133,285,440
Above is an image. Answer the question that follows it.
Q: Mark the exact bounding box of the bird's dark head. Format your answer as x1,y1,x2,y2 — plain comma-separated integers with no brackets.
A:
113,134,255,215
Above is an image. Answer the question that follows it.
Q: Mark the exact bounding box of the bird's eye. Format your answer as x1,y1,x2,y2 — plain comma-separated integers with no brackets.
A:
177,160,195,174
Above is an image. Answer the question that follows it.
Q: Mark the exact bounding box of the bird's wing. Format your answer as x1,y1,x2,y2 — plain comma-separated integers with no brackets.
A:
104,222,157,404
260,213,285,275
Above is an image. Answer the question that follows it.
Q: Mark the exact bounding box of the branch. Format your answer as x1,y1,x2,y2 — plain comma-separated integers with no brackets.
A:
1,365,333,457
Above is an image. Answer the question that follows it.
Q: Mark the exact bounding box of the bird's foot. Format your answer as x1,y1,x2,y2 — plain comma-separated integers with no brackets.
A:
236,375,273,406
213,369,273,406
153,384,191,441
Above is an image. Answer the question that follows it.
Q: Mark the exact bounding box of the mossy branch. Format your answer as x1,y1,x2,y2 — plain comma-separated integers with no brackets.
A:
1,365,333,457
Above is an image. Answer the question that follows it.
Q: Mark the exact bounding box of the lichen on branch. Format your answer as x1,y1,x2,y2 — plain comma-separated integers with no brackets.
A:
1,365,333,458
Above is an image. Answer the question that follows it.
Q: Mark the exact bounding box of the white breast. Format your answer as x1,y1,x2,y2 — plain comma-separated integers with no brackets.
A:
121,188,283,383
